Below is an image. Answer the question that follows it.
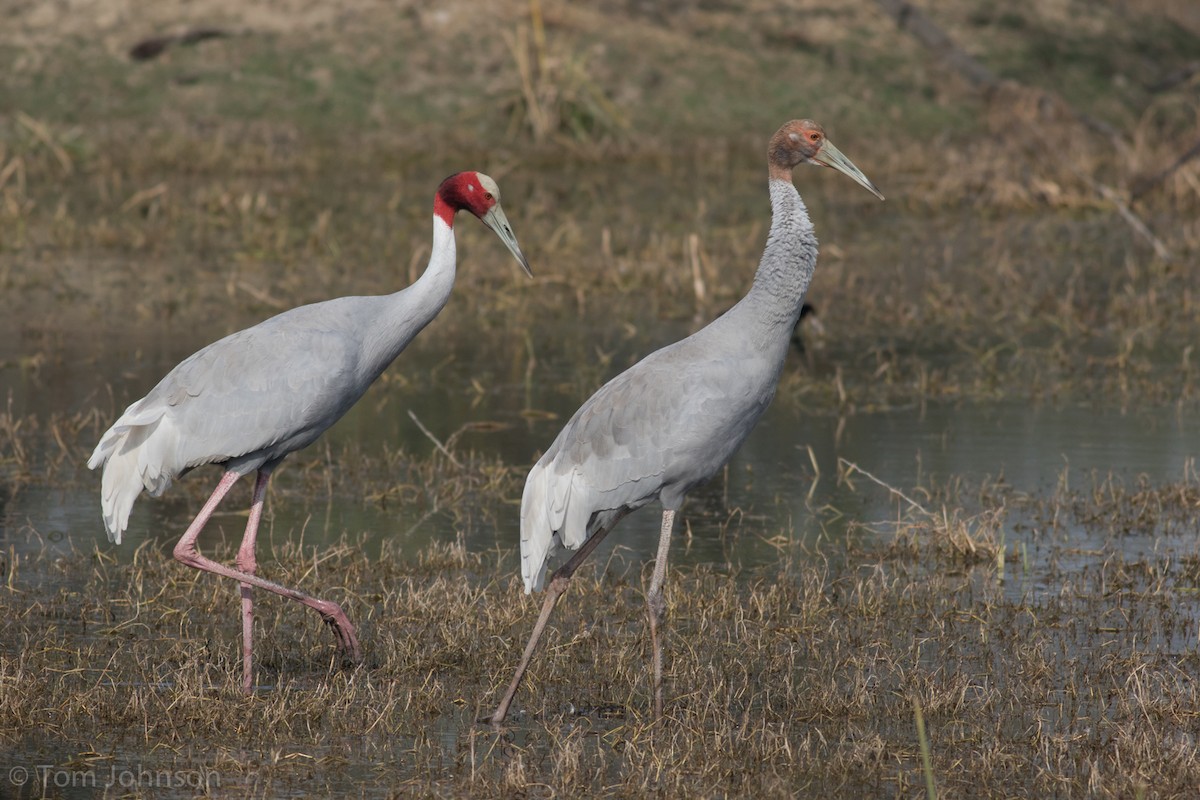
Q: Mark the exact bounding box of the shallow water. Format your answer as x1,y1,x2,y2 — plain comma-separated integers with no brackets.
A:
3,317,1198,585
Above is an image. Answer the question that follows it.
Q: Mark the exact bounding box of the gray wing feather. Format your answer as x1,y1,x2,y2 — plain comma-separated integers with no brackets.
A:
89,297,382,541
146,319,360,472
520,332,779,592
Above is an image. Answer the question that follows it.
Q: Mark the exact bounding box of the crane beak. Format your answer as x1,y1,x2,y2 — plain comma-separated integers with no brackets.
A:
812,139,885,201
480,203,533,278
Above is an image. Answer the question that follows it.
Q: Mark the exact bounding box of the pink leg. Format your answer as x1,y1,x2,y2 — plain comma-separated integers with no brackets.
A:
173,470,362,686
646,508,676,720
482,521,619,726
234,469,271,693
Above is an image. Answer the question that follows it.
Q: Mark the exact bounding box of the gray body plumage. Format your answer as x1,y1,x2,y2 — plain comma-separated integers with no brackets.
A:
521,179,816,591
88,218,458,542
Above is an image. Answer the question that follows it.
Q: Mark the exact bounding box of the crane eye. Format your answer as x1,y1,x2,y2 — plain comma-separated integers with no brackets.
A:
809,132,820,143
484,192,494,202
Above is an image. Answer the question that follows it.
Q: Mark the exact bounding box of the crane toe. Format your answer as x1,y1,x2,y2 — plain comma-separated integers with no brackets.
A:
314,599,361,663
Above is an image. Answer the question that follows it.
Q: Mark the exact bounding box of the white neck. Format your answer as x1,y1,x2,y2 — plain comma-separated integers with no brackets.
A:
363,215,458,370
411,214,458,306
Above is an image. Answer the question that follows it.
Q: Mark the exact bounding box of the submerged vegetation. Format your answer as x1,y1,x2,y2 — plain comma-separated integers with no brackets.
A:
2,0,1200,796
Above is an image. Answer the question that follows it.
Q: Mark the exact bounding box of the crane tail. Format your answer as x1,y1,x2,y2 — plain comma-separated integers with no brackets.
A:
519,457,598,594
519,462,555,594
88,403,177,544
525,460,580,597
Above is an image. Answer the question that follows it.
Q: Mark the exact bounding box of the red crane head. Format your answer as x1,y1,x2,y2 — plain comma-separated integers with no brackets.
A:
434,171,532,276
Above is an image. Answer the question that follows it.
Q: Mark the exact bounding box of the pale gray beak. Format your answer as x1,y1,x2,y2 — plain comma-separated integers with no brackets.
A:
481,203,533,277
812,139,885,201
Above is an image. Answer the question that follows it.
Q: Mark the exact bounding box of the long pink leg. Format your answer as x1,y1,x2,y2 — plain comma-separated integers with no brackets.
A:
173,470,362,687
234,469,272,693
482,522,618,726
646,508,676,720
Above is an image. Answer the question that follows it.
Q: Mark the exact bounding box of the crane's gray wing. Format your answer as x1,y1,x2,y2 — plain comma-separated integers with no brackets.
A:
151,321,362,470
520,336,778,592
88,302,370,540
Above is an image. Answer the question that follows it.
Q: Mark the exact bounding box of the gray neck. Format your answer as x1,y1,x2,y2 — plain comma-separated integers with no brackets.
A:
740,178,818,332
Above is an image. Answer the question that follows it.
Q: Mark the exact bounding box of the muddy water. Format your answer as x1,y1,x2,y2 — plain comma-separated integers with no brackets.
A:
3,316,1198,588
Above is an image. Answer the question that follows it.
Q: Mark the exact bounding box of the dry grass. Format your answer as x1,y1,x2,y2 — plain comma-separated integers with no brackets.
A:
3,466,1200,796
2,1,1200,797
6,11,1200,423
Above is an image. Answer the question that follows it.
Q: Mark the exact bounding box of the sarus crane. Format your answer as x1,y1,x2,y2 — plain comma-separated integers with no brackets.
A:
89,172,530,692
484,120,882,724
